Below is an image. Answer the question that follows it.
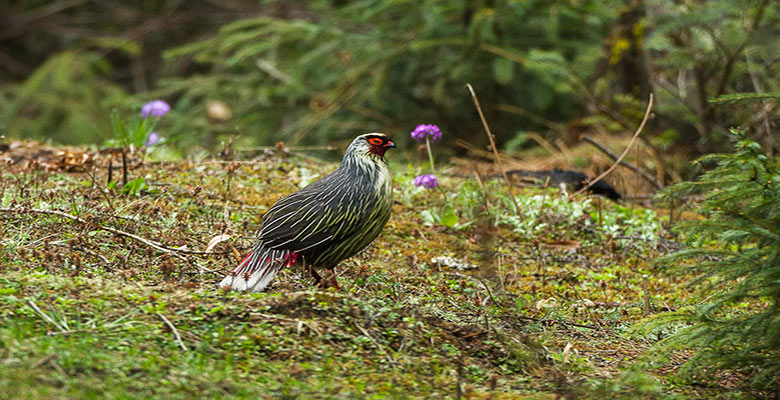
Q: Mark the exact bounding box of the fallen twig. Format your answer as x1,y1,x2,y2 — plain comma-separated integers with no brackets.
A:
237,145,338,152
194,160,266,166
0,207,226,262
572,94,654,198
157,313,188,351
446,272,495,306
354,320,398,367
28,300,69,336
73,246,112,266
581,135,662,189
121,150,128,187
642,274,651,316
513,315,599,330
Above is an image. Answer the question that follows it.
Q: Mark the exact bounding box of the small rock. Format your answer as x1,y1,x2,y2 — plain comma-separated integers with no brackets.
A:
430,256,478,270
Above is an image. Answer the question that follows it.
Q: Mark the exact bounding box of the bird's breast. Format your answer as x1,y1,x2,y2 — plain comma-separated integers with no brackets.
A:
372,166,392,197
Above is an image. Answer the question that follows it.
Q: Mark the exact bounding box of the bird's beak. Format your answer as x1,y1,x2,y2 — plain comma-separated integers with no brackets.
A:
386,141,396,148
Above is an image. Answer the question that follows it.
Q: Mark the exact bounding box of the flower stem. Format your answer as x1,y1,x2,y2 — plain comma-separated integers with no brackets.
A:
425,137,436,172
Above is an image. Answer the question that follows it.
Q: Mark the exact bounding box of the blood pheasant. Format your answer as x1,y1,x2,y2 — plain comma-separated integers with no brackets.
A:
219,133,395,292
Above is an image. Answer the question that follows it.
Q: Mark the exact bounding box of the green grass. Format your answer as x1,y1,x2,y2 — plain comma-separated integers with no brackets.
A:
0,152,750,399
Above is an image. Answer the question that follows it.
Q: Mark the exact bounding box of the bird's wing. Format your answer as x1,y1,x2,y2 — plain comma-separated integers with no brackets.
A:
257,177,374,254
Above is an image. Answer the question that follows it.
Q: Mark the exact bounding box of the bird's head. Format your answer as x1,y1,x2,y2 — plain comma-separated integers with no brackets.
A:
348,133,396,158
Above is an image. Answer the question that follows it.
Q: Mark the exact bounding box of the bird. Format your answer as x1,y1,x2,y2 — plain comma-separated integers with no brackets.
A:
219,133,396,292
489,169,622,201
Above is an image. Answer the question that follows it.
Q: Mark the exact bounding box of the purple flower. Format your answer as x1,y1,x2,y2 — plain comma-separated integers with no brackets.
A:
411,124,442,143
413,174,439,189
140,100,171,118
145,132,161,147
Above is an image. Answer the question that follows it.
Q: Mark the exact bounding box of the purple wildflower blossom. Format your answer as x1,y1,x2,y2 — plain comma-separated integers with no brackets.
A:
144,132,161,147
410,124,442,143
140,100,171,118
413,174,439,189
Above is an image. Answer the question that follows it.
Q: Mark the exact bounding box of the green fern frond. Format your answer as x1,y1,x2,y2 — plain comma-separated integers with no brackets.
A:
708,92,780,105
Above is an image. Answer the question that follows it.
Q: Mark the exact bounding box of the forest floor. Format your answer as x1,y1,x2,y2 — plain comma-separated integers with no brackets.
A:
0,140,750,399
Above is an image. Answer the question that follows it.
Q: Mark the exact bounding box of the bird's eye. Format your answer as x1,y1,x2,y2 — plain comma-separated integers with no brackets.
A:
368,138,384,146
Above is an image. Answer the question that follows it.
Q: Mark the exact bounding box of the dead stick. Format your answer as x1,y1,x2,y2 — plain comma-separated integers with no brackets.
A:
28,300,69,335
466,84,512,185
107,158,113,186
581,135,662,189
354,321,398,367
642,274,651,316
572,94,654,198
74,246,112,266
514,315,599,330
0,207,222,262
466,83,520,211
157,313,188,351
446,272,495,305
236,145,338,152
456,362,463,400
121,150,128,187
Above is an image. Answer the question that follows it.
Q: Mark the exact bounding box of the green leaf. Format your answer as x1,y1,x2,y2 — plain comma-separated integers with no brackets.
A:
111,110,128,147
419,210,437,226
122,178,147,196
83,37,141,56
439,204,458,228
493,58,514,85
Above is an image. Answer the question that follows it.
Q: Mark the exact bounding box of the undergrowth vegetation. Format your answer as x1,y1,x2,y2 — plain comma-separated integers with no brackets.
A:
640,131,780,391
0,148,694,399
4,133,780,396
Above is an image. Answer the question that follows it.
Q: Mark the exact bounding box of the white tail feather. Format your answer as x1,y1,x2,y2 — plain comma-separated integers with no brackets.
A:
218,248,289,292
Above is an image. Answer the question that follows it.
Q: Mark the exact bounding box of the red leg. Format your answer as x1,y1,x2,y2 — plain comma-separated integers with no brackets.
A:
284,251,299,267
320,269,339,290
329,272,341,290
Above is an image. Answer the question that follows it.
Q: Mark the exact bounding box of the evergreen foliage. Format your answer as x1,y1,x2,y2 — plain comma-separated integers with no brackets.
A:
2,0,778,157
158,0,621,148
0,50,130,144
645,130,780,390
642,0,780,152
709,92,780,105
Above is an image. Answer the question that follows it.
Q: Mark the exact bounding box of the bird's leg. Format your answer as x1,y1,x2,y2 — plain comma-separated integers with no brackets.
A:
329,272,341,290
310,266,322,286
321,269,340,290
284,251,299,268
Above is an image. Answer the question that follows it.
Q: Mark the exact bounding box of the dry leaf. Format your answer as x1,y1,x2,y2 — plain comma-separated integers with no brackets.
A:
562,342,574,363
543,240,581,251
205,234,232,253
535,297,557,309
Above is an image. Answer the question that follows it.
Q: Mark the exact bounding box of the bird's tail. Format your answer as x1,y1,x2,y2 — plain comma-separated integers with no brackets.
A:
219,245,298,292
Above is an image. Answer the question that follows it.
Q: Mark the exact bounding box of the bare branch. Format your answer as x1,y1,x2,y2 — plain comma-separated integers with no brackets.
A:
572,94,654,198
466,83,520,212
581,135,663,190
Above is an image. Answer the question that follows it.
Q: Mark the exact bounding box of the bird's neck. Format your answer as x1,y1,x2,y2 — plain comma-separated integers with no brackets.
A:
339,153,391,193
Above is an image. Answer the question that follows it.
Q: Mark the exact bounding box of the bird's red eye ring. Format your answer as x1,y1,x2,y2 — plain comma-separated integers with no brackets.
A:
368,138,384,146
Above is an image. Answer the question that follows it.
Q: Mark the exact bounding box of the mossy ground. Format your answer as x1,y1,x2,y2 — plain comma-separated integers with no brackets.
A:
0,145,748,399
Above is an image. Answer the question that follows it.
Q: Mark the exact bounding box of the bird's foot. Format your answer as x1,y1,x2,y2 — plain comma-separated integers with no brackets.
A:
315,269,340,290
329,273,341,290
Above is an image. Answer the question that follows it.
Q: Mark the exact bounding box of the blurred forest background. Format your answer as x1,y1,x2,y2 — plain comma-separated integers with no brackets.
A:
1,0,779,174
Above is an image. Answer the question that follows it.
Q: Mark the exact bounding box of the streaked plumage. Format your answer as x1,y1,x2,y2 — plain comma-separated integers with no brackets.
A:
219,133,395,292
